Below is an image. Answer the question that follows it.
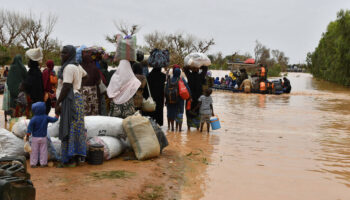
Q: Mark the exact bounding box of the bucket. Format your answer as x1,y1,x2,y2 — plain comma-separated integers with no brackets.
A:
210,116,221,130
88,144,104,165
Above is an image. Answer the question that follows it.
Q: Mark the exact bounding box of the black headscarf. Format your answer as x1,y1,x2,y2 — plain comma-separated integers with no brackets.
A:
58,45,78,80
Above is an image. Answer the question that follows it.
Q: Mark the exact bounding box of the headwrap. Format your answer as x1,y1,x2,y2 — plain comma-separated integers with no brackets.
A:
132,62,143,75
58,45,78,80
6,55,27,106
46,60,54,70
171,68,181,83
107,60,141,104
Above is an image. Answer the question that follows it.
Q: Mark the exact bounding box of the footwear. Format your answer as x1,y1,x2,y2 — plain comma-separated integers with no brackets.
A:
30,165,37,168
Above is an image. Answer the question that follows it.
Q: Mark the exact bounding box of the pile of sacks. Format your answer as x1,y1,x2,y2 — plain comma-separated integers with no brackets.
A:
0,114,168,161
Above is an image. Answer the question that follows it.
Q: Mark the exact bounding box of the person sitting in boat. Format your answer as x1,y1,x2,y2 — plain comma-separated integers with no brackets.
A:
229,72,237,88
240,78,253,93
214,77,220,85
259,81,267,94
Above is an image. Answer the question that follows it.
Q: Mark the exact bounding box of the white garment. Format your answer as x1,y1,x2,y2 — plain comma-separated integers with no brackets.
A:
56,64,87,97
107,60,141,104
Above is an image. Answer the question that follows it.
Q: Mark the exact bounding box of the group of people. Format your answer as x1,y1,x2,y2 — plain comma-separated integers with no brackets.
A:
3,43,216,168
213,64,291,94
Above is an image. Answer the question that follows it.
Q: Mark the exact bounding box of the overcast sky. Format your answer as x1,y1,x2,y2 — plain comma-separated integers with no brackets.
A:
2,0,350,63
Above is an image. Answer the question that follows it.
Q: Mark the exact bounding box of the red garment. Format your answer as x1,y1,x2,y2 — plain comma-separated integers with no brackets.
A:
42,60,54,92
42,69,53,92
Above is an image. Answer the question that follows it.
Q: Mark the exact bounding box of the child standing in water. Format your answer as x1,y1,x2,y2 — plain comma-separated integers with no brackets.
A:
25,102,59,168
197,88,214,133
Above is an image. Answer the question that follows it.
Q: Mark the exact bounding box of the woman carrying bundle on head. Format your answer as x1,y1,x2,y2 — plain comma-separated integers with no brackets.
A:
107,35,140,119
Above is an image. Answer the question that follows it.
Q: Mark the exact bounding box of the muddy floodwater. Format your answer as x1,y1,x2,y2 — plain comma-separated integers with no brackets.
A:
1,72,350,200
177,72,350,200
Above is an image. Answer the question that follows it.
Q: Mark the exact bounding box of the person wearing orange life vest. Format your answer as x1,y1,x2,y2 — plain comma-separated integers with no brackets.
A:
258,64,267,81
259,81,267,94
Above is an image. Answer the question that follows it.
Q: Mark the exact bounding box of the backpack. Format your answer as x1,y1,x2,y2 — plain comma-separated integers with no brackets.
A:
166,79,179,104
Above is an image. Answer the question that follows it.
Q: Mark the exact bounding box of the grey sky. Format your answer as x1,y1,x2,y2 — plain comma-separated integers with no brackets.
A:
2,0,350,63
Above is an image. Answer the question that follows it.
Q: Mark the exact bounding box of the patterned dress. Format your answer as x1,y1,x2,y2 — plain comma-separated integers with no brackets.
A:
81,85,99,116
61,93,86,163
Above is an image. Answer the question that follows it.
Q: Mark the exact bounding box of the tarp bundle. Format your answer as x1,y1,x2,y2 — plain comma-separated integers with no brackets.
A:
184,53,211,68
148,49,170,68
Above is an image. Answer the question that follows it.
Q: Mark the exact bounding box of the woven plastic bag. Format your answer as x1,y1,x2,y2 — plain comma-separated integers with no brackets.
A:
122,114,160,160
114,35,137,61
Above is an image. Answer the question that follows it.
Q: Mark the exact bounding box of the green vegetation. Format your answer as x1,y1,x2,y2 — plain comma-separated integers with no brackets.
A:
308,10,350,86
138,184,164,200
90,170,136,180
268,64,282,77
0,46,11,66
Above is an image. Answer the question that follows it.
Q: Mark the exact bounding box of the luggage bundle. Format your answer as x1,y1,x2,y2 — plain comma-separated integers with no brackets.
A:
4,114,168,162
184,53,211,68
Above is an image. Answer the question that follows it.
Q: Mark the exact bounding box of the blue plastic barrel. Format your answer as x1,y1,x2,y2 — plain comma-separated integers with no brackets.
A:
210,116,221,130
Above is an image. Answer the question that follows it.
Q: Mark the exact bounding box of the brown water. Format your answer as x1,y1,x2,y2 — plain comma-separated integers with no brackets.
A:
170,73,350,200
1,72,350,199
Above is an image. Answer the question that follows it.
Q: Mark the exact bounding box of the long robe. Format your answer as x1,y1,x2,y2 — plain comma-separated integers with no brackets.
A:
6,55,27,108
143,68,166,126
24,62,44,104
184,68,206,128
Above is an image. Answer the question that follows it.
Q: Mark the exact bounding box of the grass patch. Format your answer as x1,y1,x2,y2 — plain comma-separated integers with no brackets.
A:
91,170,136,180
138,184,164,200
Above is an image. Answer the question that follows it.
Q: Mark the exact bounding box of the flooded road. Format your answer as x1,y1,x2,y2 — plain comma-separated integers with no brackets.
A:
1,72,350,199
172,73,350,200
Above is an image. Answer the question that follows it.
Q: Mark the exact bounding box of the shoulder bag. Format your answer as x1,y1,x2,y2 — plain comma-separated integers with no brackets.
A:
142,80,156,112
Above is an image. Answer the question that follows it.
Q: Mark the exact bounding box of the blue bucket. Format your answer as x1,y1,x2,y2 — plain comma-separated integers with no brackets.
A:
210,116,221,130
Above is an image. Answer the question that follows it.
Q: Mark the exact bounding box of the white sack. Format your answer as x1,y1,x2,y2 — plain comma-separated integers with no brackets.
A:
12,119,30,138
88,136,124,160
0,128,25,158
12,118,60,138
85,116,124,139
48,120,60,137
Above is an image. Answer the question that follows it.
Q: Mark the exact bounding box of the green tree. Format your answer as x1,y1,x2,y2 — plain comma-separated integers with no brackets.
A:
308,10,350,86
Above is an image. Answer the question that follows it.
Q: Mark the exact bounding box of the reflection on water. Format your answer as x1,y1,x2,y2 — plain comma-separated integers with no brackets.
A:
174,72,350,199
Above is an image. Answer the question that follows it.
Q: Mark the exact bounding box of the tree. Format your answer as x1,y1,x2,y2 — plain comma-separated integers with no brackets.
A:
0,45,10,66
106,21,140,44
143,31,215,66
308,9,350,86
0,9,26,47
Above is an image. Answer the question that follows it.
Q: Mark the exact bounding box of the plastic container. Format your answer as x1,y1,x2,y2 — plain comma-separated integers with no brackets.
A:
88,144,104,165
210,116,221,130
